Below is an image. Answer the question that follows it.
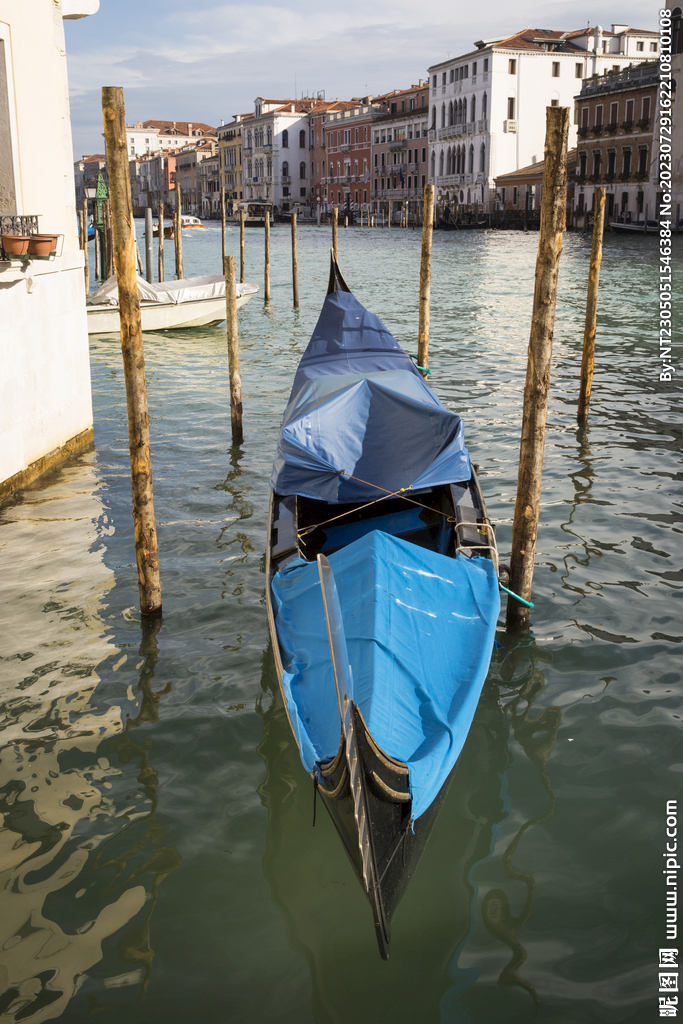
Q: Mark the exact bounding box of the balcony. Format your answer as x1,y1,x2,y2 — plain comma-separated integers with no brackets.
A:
605,122,619,133
281,175,291,184
477,119,489,133
428,129,437,143
503,120,517,133
389,139,407,151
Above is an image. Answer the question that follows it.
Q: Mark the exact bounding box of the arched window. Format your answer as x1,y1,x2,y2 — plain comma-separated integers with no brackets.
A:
322,159,325,177
482,92,488,120
311,161,314,179
441,103,446,127
439,150,444,175
282,129,289,148
246,131,252,149
299,129,306,148
470,96,476,122
448,101,453,125
480,143,486,172
430,151,436,178
282,161,289,177
457,100,463,123
431,106,436,129
267,127,272,145
468,144,474,173
299,161,306,179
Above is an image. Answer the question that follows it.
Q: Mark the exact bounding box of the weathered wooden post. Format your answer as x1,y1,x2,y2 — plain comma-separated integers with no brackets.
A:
331,206,338,260
81,197,89,295
388,200,392,229
220,186,227,268
291,210,299,308
102,85,162,618
417,184,434,371
105,200,115,278
224,253,243,443
175,182,183,279
577,187,605,424
135,238,144,276
507,106,570,629
94,213,100,279
239,207,245,283
158,201,164,282
144,207,153,282
264,204,271,302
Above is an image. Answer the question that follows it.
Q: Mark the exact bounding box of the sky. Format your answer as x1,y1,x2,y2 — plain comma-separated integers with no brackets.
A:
64,0,660,158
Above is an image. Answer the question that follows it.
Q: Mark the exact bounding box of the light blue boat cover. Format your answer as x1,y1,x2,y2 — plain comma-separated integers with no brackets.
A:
271,530,500,822
270,290,472,503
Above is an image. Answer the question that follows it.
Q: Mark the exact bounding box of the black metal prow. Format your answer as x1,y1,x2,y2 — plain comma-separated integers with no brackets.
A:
327,248,352,295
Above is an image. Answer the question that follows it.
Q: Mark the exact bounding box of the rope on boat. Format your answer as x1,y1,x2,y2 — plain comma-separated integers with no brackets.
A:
409,354,432,375
499,583,534,608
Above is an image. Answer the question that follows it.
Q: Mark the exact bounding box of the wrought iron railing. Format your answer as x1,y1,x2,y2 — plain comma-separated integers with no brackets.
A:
0,214,39,235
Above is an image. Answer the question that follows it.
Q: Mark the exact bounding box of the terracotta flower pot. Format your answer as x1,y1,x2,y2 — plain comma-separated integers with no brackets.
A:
29,234,59,257
1,234,30,256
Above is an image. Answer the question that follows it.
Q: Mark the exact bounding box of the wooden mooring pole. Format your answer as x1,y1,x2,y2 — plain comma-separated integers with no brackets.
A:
224,253,243,443
239,207,245,283
102,85,162,618
331,206,338,260
291,210,299,308
264,205,271,302
417,184,434,371
94,211,100,279
145,207,153,282
507,106,569,630
158,201,164,282
81,197,89,296
220,186,227,268
175,183,183,279
577,187,605,424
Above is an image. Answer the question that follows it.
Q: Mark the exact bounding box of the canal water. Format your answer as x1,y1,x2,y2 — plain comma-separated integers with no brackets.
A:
0,221,680,1024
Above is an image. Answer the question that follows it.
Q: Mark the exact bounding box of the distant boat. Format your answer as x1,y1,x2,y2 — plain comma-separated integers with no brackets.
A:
153,216,204,238
233,201,273,227
86,273,258,333
266,252,501,959
609,219,658,235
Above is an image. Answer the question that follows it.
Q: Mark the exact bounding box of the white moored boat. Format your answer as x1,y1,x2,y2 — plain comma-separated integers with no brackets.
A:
86,274,258,334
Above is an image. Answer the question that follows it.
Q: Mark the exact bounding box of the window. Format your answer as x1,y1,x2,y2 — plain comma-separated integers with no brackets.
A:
472,62,477,75
551,99,559,107
450,69,455,82
344,129,350,145
513,186,518,205
507,97,516,119
311,161,314,179
299,161,306,179
299,130,306,148
612,65,621,72
552,62,560,77
421,174,426,186
355,128,359,143
595,105,603,127
482,93,487,119
579,151,587,177
479,143,485,172
638,146,648,174
442,72,447,85
642,97,651,121
622,148,631,176
282,161,288,177
391,102,397,114
468,144,474,173
374,153,378,166
282,129,288,147
650,41,658,50
431,105,436,128
483,58,489,72
463,64,469,78
592,151,601,178
610,101,618,126
441,103,446,127
625,99,634,124
300,187,306,197
471,96,476,121
636,41,644,51
607,150,616,176
581,106,589,128
421,147,426,163
432,75,437,88
509,59,517,74
576,63,583,78
410,98,415,110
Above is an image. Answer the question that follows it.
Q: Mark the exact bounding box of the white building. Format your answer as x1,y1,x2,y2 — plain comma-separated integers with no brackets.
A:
1,0,97,498
242,98,321,213
427,24,658,207
125,120,216,159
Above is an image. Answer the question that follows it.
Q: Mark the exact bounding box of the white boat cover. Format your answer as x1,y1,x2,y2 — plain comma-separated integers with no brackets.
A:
87,275,255,307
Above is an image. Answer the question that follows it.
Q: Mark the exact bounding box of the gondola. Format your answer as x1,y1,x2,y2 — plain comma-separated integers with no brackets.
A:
265,253,501,959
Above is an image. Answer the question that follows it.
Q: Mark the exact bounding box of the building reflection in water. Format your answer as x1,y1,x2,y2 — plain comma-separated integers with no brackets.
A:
0,457,178,1022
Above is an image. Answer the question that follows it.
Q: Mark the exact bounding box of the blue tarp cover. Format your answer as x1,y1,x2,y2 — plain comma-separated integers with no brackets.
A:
270,287,471,504
271,530,500,821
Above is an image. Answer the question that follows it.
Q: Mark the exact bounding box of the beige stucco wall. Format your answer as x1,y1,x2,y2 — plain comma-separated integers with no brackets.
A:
0,0,96,491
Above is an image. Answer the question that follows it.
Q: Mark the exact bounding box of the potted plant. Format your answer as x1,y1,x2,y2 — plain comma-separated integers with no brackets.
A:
28,234,59,259
1,234,31,259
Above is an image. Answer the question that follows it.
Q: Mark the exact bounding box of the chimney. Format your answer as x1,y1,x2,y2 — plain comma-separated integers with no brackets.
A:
291,104,295,113
188,122,193,134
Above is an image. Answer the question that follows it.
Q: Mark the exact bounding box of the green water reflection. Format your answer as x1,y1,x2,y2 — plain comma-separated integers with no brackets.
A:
0,224,680,1023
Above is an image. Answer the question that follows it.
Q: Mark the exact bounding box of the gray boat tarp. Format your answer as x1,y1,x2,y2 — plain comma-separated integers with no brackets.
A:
87,274,256,306
270,288,471,503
